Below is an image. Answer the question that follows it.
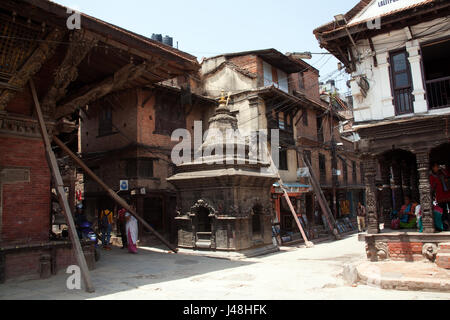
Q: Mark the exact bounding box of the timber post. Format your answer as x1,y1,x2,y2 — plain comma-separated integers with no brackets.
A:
30,80,95,293
52,137,179,253
363,156,380,234
415,150,435,234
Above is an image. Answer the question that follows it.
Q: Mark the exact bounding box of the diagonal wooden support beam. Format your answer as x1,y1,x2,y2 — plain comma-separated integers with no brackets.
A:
53,136,179,254
41,30,98,115
0,29,65,111
30,79,95,293
55,61,164,118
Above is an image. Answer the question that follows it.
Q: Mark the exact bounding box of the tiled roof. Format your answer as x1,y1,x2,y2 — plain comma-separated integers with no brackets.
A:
314,0,437,36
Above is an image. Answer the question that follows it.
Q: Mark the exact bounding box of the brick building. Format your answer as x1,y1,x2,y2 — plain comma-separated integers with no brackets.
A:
314,0,450,265
80,82,217,244
200,49,364,239
0,0,199,282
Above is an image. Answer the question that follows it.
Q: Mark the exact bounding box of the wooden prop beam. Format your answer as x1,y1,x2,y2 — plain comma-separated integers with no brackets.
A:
0,29,65,111
41,30,98,115
55,61,164,118
52,136,179,254
30,79,95,293
301,151,340,240
281,188,314,248
266,149,313,247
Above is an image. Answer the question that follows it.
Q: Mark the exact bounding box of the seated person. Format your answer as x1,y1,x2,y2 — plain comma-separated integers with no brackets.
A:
399,196,417,229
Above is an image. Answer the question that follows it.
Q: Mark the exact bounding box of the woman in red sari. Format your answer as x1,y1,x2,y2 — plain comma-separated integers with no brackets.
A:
430,163,450,231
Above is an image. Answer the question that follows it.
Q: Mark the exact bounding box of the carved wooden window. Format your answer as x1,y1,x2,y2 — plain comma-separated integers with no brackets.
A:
319,154,326,184
98,107,113,136
154,93,186,136
360,163,365,185
279,148,288,171
389,49,414,115
298,73,305,90
302,109,308,126
342,159,348,185
126,158,154,178
316,114,324,143
0,16,40,82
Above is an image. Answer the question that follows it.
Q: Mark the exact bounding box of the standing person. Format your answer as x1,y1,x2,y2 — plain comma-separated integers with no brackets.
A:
117,208,128,249
357,202,366,233
125,207,139,254
412,199,423,233
100,207,113,250
430,163,450,231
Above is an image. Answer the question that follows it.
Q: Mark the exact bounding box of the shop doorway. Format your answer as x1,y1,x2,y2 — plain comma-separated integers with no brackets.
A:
143,197,164,233
252,204,263,240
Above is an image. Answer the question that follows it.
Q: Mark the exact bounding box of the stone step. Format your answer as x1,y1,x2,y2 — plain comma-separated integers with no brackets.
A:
436,252,450,269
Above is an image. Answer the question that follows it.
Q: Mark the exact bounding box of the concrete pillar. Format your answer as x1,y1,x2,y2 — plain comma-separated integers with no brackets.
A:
406,40,428,114
415,150,435,233
377,52,396,119
363,157,380,234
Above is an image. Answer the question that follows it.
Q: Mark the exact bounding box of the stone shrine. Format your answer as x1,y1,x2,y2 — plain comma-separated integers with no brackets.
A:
168,94,279,252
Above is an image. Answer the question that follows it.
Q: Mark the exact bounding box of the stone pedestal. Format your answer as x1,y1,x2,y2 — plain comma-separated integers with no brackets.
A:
169,96,279,252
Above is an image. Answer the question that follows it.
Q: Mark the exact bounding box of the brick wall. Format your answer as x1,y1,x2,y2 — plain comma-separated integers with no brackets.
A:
81,88,138,154
296,108,362,187
82,87,216,196
3,244,95,282
229,55,259,74
388,242,424,261
304,70,321,103
0,136,51,244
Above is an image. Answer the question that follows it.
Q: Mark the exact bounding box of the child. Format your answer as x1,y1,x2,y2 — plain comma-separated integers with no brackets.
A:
412,200,423,233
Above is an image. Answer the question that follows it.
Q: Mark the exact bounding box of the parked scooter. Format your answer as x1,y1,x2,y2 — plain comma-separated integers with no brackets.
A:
77,220,101,262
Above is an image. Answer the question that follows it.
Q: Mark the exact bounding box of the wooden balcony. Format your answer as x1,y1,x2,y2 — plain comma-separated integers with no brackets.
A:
426,76,450,110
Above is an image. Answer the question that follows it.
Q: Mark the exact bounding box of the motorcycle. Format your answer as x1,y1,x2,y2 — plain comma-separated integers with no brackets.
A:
77,221,101,262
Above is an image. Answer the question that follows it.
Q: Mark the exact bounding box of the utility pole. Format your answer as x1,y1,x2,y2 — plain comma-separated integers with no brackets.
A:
329,93,338,219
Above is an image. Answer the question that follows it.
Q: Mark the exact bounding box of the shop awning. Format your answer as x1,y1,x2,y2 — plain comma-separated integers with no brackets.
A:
273,182,311,194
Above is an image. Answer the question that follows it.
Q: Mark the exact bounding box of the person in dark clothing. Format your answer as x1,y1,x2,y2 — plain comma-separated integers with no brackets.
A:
430,163,450,231
118,208,128,249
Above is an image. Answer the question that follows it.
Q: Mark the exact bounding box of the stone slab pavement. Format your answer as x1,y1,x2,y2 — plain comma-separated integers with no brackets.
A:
354,260,450,292
0,234,449,300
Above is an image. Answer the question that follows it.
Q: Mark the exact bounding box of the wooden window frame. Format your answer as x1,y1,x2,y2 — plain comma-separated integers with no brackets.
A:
98,106,113,137
389,48,414,115
279,148,288,171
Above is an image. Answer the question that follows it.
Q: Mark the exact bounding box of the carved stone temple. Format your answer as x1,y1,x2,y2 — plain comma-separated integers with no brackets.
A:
168,95,279,253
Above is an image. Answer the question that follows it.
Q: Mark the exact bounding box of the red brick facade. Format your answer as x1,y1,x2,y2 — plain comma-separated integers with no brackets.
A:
0,136,50,244
388,242,424,261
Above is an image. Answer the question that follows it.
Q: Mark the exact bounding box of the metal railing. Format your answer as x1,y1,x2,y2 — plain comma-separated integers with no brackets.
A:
426,76,450,110
394,88,414,115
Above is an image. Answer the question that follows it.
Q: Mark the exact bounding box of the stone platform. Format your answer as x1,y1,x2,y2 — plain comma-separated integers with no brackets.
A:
177,244,280,260
353,260,450,292
358,229,450,263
